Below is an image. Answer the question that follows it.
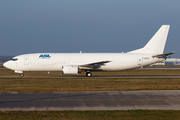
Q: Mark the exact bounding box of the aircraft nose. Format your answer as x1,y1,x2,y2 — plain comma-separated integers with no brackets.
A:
3,61,8,68
3,61,12,69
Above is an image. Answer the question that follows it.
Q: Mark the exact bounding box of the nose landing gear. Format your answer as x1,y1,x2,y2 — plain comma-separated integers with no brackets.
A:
20,73,24,77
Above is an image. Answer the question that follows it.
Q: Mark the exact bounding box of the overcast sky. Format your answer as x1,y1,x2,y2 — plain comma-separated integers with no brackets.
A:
0,1,180,57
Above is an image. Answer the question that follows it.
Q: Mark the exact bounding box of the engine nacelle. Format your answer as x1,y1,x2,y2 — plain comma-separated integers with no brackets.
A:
62,65,79,74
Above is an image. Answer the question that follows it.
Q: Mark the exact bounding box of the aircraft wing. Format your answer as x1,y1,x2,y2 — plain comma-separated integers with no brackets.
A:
78,61,111,69
152,52,175,58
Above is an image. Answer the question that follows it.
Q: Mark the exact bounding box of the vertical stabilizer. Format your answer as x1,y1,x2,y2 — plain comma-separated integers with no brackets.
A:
128,25,170,54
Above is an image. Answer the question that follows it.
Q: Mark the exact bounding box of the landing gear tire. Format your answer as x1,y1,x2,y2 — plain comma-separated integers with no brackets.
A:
20,73,24,77
86,72,92,77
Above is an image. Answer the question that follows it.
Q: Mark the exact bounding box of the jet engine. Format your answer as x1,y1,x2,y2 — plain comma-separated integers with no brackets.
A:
62,65,79,74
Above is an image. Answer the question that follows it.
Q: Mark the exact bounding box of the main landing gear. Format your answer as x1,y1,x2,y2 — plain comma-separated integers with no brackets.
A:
86,72,92,77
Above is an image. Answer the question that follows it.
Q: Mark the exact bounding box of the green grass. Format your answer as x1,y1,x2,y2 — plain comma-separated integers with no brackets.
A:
1,110,180,120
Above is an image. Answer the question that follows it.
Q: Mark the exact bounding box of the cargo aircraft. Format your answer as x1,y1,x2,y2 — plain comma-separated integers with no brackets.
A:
3,25,175,77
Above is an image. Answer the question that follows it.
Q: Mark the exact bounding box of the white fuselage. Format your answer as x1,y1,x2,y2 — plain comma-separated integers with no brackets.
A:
3,53,162,72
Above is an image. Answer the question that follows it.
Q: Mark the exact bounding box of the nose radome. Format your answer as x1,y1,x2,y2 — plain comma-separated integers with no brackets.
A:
3,62,7,68
3,61,11,69
3,60,18,71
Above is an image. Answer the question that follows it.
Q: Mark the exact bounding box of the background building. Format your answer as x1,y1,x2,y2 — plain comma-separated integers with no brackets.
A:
164,58,180,65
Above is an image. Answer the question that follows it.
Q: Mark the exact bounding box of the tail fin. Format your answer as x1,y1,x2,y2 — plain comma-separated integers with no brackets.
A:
128,25,170,54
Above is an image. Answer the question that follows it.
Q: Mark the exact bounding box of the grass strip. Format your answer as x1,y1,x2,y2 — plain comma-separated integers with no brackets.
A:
0,77,180,92
0,110,180,120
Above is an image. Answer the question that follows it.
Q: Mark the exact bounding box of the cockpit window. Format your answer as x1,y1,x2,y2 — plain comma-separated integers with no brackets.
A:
11,58,18,61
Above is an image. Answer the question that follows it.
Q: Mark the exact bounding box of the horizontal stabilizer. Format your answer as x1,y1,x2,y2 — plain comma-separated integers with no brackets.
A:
152,52,175,58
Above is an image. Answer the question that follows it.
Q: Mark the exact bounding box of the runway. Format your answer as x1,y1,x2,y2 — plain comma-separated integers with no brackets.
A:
1,90,180,111
1,75,180,78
